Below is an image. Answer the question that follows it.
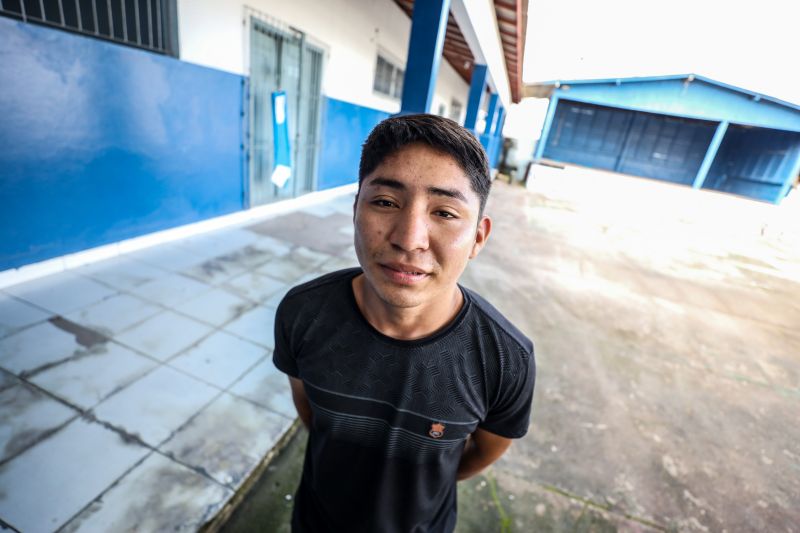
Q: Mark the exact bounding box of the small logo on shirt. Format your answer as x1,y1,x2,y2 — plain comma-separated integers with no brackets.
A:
429,423,445,439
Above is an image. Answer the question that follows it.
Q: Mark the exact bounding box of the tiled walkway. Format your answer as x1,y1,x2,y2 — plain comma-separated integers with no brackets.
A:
0,193,357,532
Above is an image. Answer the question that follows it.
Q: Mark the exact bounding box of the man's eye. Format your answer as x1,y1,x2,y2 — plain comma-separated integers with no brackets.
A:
373,199,397,208
435,210,457,219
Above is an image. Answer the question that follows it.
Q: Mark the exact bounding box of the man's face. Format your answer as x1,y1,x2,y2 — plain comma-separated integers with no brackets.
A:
353,143,491,310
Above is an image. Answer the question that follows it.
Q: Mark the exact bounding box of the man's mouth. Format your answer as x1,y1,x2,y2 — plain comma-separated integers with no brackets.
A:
379,263,430,284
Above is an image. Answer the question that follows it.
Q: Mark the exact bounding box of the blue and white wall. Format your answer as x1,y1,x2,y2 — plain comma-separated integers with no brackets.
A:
1,0,487,272
179,0,471,190
0,16,244,272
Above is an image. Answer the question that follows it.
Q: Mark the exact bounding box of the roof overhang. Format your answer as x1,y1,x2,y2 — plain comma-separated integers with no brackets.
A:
524,74,800,112
393,0,528,104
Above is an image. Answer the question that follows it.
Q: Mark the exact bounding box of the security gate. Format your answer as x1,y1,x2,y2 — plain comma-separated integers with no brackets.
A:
249,16,323,206
543,100,717,185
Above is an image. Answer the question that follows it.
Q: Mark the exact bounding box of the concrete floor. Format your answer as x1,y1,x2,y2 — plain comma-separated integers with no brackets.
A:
2,167,798,531
224,171,800,532
0,194,358,532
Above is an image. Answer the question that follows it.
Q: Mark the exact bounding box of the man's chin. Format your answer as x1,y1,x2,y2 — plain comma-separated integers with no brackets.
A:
372,286,424,309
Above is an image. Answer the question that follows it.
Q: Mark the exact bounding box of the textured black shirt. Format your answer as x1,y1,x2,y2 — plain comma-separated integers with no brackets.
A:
273,268,535,532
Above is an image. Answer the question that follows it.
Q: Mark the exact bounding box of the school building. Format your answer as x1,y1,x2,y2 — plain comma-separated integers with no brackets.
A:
0,0,527,274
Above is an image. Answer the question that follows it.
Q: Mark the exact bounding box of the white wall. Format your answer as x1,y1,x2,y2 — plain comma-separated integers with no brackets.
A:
432,59,469,123
178,0,468,114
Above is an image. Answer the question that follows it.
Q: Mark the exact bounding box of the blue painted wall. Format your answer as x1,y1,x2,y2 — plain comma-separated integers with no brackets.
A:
0,17,244,271
317,97,390,190
704,126,800,202
554,79,800,132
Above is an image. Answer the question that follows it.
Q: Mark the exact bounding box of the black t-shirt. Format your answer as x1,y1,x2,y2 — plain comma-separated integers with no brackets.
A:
273,268,535,533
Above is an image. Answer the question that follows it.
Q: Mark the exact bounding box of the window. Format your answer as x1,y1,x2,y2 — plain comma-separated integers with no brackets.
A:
449,99,463,122
0,0,179,56
373,54,403,100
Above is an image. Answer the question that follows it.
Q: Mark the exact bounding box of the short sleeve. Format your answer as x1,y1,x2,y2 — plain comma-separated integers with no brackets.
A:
272,297,299,378
479,345,536,439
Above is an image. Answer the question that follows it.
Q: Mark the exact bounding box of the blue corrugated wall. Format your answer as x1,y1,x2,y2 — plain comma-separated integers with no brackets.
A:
543,100,717,184
0,17,245,271
704,126,800,202
317,98,390,190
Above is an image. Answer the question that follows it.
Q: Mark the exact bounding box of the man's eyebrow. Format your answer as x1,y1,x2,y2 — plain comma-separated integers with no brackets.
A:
367,177,406,190
428,186,468,203
368,177,468,203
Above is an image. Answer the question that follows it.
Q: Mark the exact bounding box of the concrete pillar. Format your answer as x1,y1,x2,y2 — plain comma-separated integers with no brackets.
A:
495,106,506,137
399,0,451,114
693,120,729,189
777,143,800,203
534,95,559,160
484,94,499,135
464,64,488,131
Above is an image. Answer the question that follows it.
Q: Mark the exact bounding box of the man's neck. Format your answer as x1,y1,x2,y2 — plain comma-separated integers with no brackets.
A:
352,275,464,341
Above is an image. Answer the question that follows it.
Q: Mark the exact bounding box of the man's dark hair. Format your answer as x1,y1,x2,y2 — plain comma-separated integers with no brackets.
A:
358,113,492,213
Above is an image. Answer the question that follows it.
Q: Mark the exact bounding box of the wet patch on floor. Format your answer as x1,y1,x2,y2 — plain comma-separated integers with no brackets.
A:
61,452,231,532
49,316,108,349
162,393,293,488
247,211,353,256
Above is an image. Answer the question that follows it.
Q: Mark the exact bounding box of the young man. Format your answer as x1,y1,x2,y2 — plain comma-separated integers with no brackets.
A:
273,114,535,532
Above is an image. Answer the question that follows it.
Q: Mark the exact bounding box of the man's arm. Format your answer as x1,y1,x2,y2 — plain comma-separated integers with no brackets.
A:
456,428,513,481
289,377,313,429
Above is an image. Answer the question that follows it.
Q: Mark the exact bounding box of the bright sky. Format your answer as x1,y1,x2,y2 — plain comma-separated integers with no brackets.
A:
522,0,800,105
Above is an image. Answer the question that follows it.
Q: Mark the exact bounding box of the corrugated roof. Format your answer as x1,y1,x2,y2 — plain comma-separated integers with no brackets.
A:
524,74,800,112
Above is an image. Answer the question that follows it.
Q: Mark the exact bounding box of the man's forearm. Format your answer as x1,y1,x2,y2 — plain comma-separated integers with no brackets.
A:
289,377,313,429
296,403,313,429
456,438,488,480
456,429,514,481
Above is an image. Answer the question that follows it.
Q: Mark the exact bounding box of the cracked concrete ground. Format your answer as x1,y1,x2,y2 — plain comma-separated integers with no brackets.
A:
222,169,800,532
0,193,358,532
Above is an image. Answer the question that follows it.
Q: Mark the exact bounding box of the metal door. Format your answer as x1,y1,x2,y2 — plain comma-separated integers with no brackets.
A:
249,18,323,206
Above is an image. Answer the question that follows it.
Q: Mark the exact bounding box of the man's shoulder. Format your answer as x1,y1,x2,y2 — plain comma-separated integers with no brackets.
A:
462,286,533,356
279,267,361,309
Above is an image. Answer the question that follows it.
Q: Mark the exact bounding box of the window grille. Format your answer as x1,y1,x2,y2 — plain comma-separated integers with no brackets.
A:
0,0,179,56
373,54,403,100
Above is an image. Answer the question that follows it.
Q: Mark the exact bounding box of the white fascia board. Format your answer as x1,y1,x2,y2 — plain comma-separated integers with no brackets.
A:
451,0,511,107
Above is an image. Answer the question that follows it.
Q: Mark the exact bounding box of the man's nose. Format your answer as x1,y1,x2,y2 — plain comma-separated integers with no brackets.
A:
389,208,430,252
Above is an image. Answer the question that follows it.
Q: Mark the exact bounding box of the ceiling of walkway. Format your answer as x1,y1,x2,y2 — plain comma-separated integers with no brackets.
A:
393,0,528,103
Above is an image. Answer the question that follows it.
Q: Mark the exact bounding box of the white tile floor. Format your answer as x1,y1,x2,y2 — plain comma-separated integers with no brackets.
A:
62,452,231,533
161,392,292,486
0,294,51,338
223,305,277,349
229,355,296,419
173,287,255,327
0,418,149,532
114,310,213,361
168,331,266,389
93,364,220,446
4,272,117,316
0,193,357,531
64,293,161,336
0,381,75,463
30,343,157,410
76,256,167,291
0,321,84,374
135,272,212,307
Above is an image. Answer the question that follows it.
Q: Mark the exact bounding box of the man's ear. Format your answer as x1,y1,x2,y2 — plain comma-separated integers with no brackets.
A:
469,215,492,259
352,192,359,221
